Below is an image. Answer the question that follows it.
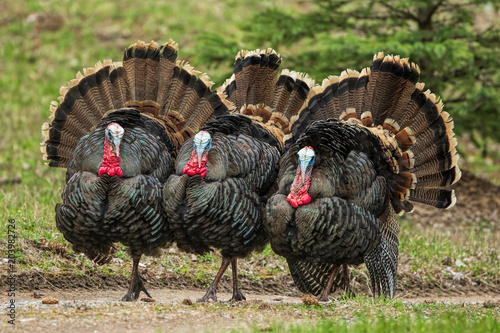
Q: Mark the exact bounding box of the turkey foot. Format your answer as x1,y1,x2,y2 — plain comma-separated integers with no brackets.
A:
317,266,341,302
228,258,246,302
198,284,218,302
198,256,231,303
229,288,246,302
121,257,151,302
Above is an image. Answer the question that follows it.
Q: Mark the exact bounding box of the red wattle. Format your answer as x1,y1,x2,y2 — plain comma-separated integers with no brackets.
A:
287,166,312,208
287,192,311,208
99,138,122,177
183,150,208,178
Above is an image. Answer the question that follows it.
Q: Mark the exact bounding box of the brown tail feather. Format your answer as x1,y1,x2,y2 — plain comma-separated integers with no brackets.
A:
220,49,314,146
362,53,420,125
415,166,461,187
224,48,282,108
156,40,180,113
42,39,231,168
123,40,161,102
179,85,233,141
409,188,457,209
277,70,315,121
288,51,460,213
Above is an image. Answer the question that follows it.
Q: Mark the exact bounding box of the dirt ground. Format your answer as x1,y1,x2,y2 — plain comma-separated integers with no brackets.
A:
1,287,499,333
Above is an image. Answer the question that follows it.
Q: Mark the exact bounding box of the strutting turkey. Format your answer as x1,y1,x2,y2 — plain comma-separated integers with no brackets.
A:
163,49,314,302
265,52,460,301
41,40,231,301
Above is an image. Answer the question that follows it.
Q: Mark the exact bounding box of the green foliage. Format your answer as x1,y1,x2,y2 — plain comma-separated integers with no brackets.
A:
275,314,500,333
399,220,499,280
255,299,500,333
195,0,500,144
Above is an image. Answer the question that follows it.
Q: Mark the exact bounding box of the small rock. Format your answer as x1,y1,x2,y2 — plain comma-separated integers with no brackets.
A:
302,295,319,306
42,297,59,305
483,300,498,308
441,257,451,266
140,298,155,303
33,292,44,299
452,272,464,281
20,318,36,322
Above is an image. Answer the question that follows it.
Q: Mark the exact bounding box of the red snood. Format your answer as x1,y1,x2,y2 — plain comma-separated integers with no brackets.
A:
98,138,123,177
183,150,208,178
287,166,312,208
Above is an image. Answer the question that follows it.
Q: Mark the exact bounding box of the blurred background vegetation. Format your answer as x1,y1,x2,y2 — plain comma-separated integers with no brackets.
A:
0,0,499,242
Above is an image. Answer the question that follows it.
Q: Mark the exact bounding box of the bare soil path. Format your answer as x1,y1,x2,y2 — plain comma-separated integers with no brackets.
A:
2,288,499,333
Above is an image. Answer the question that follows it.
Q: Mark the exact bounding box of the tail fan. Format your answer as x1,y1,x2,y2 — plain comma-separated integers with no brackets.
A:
220,49,314,147
41,40,232,168
287,52,460,214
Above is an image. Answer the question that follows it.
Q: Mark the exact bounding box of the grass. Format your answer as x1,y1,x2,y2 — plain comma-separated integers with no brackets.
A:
258,300,500,333
149,298,500,332
399,220,499,282
274,314,499,333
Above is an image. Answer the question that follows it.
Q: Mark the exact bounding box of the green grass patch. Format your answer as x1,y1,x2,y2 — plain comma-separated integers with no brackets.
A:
275,313,499,333
399,220,499,280
148,299,500,333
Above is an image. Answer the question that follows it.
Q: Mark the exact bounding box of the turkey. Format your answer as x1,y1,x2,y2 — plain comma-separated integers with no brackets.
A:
163,49,314,302
265,52,460,301
41,40,231,301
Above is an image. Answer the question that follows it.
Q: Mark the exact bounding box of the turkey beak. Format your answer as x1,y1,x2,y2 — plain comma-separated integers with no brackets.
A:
113,137,122,157
299,160,309,184
196,148,204,168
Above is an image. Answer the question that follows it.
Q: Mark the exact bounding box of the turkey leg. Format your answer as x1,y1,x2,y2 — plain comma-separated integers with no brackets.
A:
198,256,232,302
342,264,356,297
229,258,246,301
317,265,341,302
121,256,152,301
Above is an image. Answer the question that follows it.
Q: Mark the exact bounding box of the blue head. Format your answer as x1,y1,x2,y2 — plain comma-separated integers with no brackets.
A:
193,131,212,168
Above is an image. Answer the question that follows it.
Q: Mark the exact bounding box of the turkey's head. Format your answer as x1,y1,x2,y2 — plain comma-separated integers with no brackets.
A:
287,146,315,208
183,130,211,178
98,123,124,177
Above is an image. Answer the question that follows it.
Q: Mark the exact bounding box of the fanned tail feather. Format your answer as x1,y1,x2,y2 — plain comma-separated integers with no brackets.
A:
42,39,231,168
220,48,314,147
288,51,460,213
223,48,282,108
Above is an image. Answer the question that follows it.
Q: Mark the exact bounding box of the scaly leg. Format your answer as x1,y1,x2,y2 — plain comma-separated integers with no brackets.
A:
342,264,356,298
229,258,246,302
121,256,152,301
317,266,341,302
198,256,231,302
